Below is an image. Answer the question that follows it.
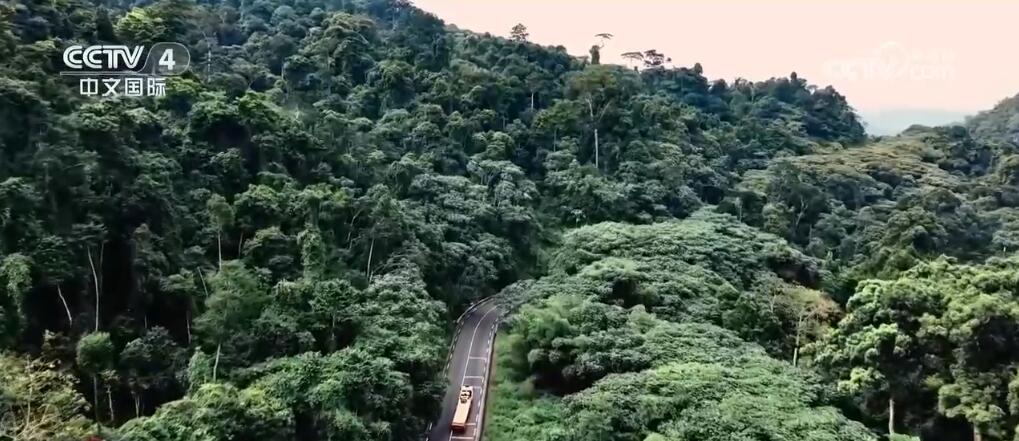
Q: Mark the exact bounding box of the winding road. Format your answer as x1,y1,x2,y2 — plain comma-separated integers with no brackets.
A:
427,298,501,441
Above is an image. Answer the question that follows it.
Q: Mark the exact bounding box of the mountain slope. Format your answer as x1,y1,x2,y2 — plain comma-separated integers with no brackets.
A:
966,93,1019,148
2,0,1017,440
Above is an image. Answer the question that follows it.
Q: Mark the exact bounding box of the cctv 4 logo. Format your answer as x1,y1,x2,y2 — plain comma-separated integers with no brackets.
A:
63,45,177,72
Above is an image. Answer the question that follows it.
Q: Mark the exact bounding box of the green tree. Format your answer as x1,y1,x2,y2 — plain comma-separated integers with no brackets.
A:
207,194,234,269
194,261,268,378
812,276,942,436
0,354,92,441
119,327,186,417
921,259,1019,441
564,66,639,170
0,253,30,347
77,332,116,423
117,383,292,441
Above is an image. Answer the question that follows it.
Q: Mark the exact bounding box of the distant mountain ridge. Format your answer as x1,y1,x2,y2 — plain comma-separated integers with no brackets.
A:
860,108,971,136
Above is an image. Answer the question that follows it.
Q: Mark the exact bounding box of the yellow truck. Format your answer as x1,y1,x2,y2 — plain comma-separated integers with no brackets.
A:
451,386,473,432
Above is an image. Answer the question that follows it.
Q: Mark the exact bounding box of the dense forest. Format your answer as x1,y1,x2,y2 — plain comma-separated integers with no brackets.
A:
1,0,1018,440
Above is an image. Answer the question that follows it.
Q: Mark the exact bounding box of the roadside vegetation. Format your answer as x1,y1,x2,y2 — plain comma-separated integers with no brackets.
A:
2,0,1019,440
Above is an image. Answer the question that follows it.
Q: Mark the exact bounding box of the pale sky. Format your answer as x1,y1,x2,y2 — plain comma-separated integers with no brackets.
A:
413,0,1019,113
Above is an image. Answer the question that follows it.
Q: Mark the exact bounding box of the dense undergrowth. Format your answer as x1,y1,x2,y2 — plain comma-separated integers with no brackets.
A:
2,0,1019,440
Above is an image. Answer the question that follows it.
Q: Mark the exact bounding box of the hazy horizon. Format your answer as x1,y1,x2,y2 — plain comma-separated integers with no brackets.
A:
858,108,972,136
413,0,1019,116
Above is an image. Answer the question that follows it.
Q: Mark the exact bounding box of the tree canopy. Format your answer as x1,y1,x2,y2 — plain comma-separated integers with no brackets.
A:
0,0,1016,440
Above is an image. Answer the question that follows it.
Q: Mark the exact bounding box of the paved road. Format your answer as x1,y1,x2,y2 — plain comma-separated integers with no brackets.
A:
427,299,501,441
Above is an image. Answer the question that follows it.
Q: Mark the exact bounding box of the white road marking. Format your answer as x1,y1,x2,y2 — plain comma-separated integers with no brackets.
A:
441,296,499,380
474,311,501,439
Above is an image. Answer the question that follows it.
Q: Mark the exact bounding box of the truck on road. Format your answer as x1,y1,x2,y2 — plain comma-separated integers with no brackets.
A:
451,386,473,432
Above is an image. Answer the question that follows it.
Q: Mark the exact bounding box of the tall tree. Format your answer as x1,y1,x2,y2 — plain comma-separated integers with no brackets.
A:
0,253,30,347
564,66,639,170
207,194,234,269
77,332,116,423
812,276,942,437
510,23,529,41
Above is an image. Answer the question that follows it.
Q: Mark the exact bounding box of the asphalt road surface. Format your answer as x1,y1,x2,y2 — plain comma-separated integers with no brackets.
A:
427,298,501,441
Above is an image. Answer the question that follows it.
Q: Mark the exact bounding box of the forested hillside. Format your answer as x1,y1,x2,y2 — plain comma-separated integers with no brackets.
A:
485,212,874,441
487,98,1019,441
967,93,1019,148
0,0,1017,440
